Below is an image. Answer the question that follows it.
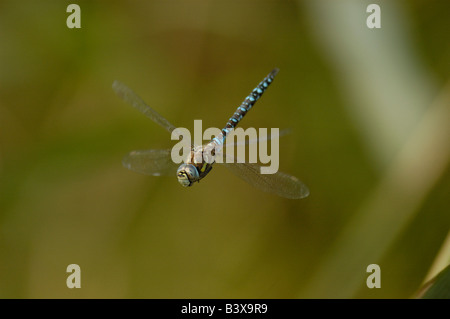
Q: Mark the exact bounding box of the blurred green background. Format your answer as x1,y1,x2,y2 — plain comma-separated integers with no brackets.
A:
0,0,449,298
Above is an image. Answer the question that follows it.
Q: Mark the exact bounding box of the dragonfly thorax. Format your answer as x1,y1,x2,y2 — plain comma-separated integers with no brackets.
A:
177,145,216,187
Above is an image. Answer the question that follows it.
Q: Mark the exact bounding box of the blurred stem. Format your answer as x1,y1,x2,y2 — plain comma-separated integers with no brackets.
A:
299,0,448,298
416,265,450,299
299,82,450,298
302,0,436,168
414,232,450,298
423,231,450,284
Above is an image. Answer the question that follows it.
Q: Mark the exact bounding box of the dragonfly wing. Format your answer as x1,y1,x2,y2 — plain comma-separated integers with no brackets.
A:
122,149,179,176
113,80,177,134
222,161,309,199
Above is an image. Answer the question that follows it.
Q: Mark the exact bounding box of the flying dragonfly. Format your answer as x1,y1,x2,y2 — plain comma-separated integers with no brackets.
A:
113,68,309,199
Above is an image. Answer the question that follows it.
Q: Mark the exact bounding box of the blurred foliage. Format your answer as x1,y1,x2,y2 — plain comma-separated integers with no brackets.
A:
0,0,449,298
419,265,450,299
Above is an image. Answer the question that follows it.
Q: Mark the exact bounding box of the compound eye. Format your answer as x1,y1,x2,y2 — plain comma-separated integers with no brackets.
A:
177,164,199,187
177,172,191,187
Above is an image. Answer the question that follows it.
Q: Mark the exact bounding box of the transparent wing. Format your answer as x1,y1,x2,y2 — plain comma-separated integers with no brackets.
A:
222,161,309,199
122,149,179,176
113,80,177,133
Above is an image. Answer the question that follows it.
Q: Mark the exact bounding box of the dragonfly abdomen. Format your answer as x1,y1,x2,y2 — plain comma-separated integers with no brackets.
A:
214,68,279,146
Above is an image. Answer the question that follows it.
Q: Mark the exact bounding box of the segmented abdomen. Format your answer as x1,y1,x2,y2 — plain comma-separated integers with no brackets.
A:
212,68,279,146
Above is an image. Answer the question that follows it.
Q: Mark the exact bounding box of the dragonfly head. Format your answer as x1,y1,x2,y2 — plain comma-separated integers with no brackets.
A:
177,164,199,187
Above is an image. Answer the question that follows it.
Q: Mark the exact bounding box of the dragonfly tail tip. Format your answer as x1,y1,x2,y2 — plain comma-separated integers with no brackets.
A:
271,68,280,76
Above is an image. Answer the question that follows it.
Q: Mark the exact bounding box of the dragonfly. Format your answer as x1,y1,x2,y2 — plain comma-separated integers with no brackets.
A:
113,68,309,199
